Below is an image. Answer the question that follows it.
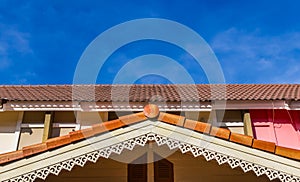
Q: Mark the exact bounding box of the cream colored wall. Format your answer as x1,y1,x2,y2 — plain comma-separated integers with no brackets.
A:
18,128,43,149
228,126,245,134
52,127,74,137
19,111,78,149
77,112,108,129
0,112,20,153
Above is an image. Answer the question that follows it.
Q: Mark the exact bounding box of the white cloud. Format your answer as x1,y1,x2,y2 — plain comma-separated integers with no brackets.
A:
0,24,33,70
210,28,300,83
1,27,32,54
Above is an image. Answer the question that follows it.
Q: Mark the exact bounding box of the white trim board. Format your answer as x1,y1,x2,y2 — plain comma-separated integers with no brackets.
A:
5,100,300,111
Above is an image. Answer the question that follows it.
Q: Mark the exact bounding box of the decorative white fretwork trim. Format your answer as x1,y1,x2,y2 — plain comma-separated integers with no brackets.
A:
4,133,300,182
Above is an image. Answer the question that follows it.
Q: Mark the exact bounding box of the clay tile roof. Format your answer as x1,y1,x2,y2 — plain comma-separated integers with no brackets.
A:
0,104,299,166
0,84,300,102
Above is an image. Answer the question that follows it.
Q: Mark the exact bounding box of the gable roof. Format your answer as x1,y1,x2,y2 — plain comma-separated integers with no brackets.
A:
0,84,300,102
0,104,299,182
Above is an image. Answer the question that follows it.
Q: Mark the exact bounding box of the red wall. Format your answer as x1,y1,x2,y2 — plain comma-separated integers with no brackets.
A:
250,109,300,150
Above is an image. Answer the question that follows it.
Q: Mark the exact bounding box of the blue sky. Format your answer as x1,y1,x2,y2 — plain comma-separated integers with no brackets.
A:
0,0,300,84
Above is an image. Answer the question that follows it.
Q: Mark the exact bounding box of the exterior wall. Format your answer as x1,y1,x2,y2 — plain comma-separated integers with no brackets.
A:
185,111,210,122
77,112,108,129
250,109,300,149
38,158,128,182
0,111,20,153
18,128,44,149
19,111,78,149
227,126,244,134
23,111,45,123
53,111,76,123
18,111,45,149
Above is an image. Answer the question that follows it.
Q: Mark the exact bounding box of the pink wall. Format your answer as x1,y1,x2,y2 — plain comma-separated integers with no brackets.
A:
250,109,300,150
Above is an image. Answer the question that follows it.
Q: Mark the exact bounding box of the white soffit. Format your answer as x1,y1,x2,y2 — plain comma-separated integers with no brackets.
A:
4,100,299,111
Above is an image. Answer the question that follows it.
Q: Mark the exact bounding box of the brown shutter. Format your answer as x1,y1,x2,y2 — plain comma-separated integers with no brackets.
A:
128,154,147,182
154,158,174,182
128,163,147,182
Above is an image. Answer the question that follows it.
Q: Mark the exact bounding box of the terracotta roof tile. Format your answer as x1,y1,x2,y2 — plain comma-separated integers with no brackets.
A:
158,112,185,126
22,143,48,157
1,84,300,102
92,119,125,133
252,139,276,153
210,126,231,140
0,150,23,164
119,112,147,125
275,146,300,160
46,135,71,150
143,104,160,118
184,119,211,134
229,133,253,147
69,130,85,142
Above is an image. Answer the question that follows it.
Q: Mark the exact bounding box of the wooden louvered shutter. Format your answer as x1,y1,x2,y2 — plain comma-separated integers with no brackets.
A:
154,159,174,182
128,164,147,182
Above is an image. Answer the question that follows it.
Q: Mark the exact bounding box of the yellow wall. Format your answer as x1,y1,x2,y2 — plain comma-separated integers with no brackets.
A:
78,112,108,129
0,112,20,153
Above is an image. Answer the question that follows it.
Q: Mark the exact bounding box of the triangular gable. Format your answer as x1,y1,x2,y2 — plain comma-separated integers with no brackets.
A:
0,107,300,182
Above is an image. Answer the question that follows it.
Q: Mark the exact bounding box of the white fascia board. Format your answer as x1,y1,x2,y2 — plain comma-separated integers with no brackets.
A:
5,101,81,111
83,101,212,112
4,100,294,112
213,100,288,110
289,101,300,110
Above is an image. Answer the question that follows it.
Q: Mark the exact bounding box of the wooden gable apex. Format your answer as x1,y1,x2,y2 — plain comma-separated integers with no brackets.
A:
0,105,299,182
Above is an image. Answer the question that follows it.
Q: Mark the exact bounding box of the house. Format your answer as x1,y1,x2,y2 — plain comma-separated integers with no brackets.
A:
0,84,299,182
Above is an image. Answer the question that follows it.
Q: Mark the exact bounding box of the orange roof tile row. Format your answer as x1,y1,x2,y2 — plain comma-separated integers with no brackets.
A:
0,105,299,166
1,84,300,102
157,112,300,161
